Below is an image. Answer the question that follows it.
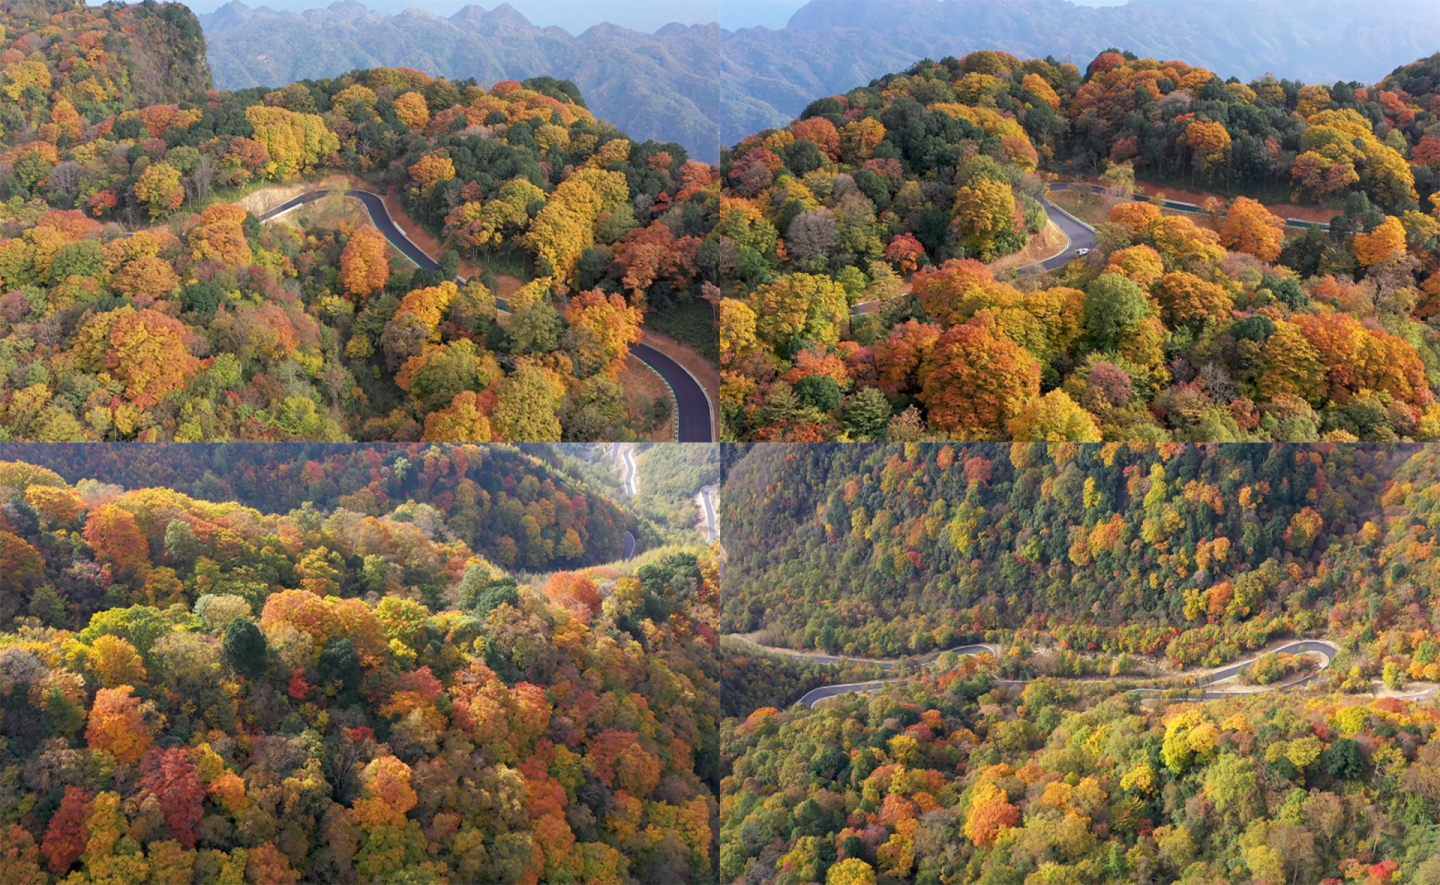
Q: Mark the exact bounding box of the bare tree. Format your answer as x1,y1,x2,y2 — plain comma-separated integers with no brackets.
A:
787,209,838,264
47,161,82,207
187,158,217,206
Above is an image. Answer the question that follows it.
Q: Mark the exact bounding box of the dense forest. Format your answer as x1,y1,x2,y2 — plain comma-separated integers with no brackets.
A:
712,52,1440,442
719,442,1440,687
196,0,1440,160
721,666,1440,885
0,443,641,569
717,442,1440,884
631,445,720,535
0,0,691,442
0,450,721,883
10,0,1440,442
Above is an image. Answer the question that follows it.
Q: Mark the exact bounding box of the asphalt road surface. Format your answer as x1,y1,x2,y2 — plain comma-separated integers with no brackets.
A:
698,484,718,541
1037,194,1098,272
623,531,636,560
795,645,999,707
1051,182,1333,232
779,639,1342,708
261,190,715,442
1203,640,1335,684
850,192,1094,310
632,344,713,442
261,190,437,273
618,444,639,496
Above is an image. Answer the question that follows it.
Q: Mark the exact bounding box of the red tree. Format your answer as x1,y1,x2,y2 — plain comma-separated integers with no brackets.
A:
140,748,205,848
41,786,92,875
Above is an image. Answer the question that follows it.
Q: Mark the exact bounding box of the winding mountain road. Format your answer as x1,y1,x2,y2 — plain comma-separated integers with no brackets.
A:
745,638,1345,709
621,444,638,496
260,189,714,442
1037,193,1098,272
1050,182,1334,232
796,644,999,707
697,484,718,542
610,443,639,559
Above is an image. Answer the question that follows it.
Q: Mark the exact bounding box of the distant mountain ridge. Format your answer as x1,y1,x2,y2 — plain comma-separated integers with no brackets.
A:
199,0,1440,162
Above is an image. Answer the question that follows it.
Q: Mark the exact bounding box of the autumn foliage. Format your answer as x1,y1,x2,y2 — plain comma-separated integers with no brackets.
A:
0,453,717,885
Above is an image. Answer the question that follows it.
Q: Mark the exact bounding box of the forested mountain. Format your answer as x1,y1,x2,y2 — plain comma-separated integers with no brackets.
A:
0,453,720,883
720,442,1440,675
12,0,1440,443
0,0,213,107
717,441,1440,883
198,0,1440,162
201,0,727,159
0,444,640,568
631,443,721,533
0,0,697,442
721,673,1440,885
711,52,1440,442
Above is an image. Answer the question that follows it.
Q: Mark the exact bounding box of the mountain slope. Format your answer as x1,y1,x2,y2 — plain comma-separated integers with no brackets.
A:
199,0,1440,162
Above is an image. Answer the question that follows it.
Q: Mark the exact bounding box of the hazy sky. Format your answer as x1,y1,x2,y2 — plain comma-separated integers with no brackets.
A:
175,0,1131,31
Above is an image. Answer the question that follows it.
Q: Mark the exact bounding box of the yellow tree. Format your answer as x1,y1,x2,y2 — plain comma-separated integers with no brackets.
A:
50,98,84,142
1254,322,1331,407
718,298,758,366
827,858,876,885
1104,245,1166,289
244,106,339,180
564,289,644,379
749,273,849,350
1152,271,1234,329
1008,390,1101,441
1220,197,1285,262
90,635,148,688
393,92,430,130
134,163,185,220
1182,121,1231,173
104,308,201,407
86,686,155,764
951,179,1018,261
1022,73,1062,109
189,204,253,267
408,154,456,193
839,118,887,163
396,281,458,340
422,391,493,442
104,233,180,302
1353,216,1407,268
491,360,565,441
2,59,51,102
525,169,628,284
963,782,1021,847
353,756,418,829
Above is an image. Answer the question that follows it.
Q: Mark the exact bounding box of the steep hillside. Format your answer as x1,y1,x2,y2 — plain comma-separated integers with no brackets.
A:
0,444,641,569
720,443,1416,666
0,0,211,110
706,51,1440,442
197,0,1440,162
0,456,720,883
722,675,1440,885
0,8,683,444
